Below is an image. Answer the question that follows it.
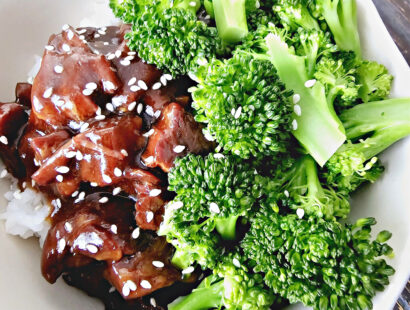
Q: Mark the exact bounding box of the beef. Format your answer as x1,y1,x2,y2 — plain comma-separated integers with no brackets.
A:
142,103,214,172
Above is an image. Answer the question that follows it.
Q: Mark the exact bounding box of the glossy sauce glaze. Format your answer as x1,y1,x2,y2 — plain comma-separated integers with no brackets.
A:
0,25,214,309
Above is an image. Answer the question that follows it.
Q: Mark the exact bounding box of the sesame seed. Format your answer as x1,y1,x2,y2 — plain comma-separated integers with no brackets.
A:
90,182,98,187
113,187,121,195
144,156,154,165
130,85,140,92
143,129,154,138
233,258,241,267
304,79,316,88
103,42,109,46
94,33,101,39
125,55,135,62
149,189,162,197
102,174,112,184
182,266,195,274
234,106,242,119
43,87,53,99
99,197,109,203
107,53,115,60
292,119,298,131
189,1,197,7
209,202,220,214
95,115,106,121
293,94,301,104
131,227,140,239
67,30,74,40
0,136,8,145
140,280,152,289
0,169,8,178
128,77,137,86
105,103,114,112
79,35,85,40
122,286,130,297
57,239,66,253
62,44,71,52
98,29,106,35
160,75,167,86
152,82,161,90
77,28,87,34
72,191,79,197
120,59,131,66
76,151,83,161
146,211,154,223
45,45,54,51
109,286,116,293
172,201,184,210
56,175,64,182
32,179,36,187
62,24,69,31
137,80,148,90
56,166,70,174
128,51,136,56
294,104,302,116
86,244,99,254
55,199,62,209
213,153,225,159
231,108,236,116
114,167,122,177
152,261,164,268
86,82,98,90
80,122,90,132
110,224,117,234
78,191,86,200
128,101,137,111
54,65,64,74
126,280,137,291
121,149,128,157
154,110,161,119
115,50,122,58
284,190,289,197
164,74,172,81
145,106,154,117
173,145,186,153
64,222,73,233
137,103,143,114
296,208,305,219
205,15,211,20
150,298,157,307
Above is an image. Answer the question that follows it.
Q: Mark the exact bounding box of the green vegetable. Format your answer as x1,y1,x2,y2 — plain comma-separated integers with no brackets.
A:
110,0,225,76
213,0,249,43
242,208,395,310
357,61,393,102
237,24,346,165
326,98,410,193
169,254,276,310
272,0,320,31
191,53,293,159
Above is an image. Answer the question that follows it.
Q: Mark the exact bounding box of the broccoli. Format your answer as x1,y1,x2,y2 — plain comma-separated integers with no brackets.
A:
242,208,395,310
168,253,276,310
272,0,320,31
314,51,360,112
247,6,278,31
357,61,393,102
110,0,225,76
325,97,410,193
275,155,350,219
191,53,294,159
237,24,346,166
314,0,362,57
159,153,270,269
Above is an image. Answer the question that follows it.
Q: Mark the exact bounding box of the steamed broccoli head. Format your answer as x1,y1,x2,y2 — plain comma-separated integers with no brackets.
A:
192,53,294,159
272,0,320,31
357,61,393,102
169,253,277,310
111,0,225,76
242,209,395,310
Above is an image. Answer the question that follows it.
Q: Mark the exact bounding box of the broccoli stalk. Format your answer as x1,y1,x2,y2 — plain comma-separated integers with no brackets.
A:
316,0,361,57
213,0,249,43
261,30,346,166
169,255,276,310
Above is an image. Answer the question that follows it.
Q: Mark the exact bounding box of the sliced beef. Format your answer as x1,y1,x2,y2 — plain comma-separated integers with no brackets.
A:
142,103,214,172
105,237,180,300
42,194,137,283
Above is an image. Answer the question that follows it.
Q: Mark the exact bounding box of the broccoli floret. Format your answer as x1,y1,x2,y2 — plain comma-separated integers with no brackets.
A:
169,253,276,310
275,155,350,219
237,24,346,166
272,0,320,31
110,0,225,76
242,209,395,310
191,53,293,159
314,0,361,57
159,153,269,269
325,98,410,193
357,61,393,102
247,6,278,31
314,52,360,112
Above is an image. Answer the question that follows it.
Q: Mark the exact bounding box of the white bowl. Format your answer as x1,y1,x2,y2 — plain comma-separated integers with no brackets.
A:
0,1,409,309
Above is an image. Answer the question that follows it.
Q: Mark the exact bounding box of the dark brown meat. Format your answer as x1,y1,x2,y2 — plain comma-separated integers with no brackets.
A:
142,103,214,172
105,237,180,299
42,194,137,283
15,83,32,108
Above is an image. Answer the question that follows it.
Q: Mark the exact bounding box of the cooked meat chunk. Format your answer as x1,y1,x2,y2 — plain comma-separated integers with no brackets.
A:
30,130,71,163
15,83,32,108
142,103,214,172
105,237,180,299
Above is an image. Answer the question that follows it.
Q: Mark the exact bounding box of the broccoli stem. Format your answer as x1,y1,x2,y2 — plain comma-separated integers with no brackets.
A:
169,278,224,310
303,155,325,201
171,249,193,270
340,98,410,139
213,0,249,43
321,0,361,57
215,215,240,240
174,0,201,13
264,33,346,166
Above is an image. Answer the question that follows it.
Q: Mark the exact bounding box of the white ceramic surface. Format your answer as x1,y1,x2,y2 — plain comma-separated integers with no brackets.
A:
0,1,409,309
